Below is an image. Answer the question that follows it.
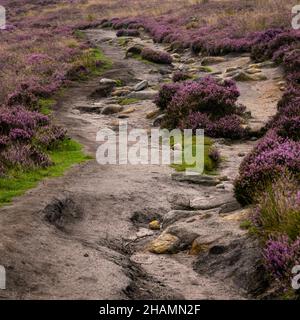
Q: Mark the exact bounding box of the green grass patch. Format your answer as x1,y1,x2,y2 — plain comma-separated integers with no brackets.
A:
82,48,113,76
169,135,219,175
253,175,300,241
115,79,123,87
74,29,86,40
240,219,252,230
117,37,129,47
199,66,213,73
71,48,113,81
118,98,140,105
38,98,56,115
0,139,92,207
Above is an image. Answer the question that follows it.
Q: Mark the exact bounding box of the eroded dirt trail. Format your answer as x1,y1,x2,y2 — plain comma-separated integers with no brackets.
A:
0,29,283,299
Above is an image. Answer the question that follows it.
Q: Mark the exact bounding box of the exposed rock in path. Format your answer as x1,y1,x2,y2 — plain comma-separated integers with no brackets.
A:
190,193,236,210
152,114,165,127
225,66,240,73
171,173,220,186
149,225,200,254
193,238,269,296
101,105,124,115
125,44,143,57
134,80,149,91
163,210,202,227
167,225,199,250
190,234,224,255
100,78,118,85
136,228,155,238
148,233,180,254
131,211,163,228
249,61,275,69
146,110,160,119
249,73,268,81
112,88,131,97
201,56,226,65
127,90,158,100
167,193,191,210
158,66,173,75
233,71,267,82
76,105,103,114
121,107,136,114
149,220,161,230
90,82,115,98
219,199,241,214
245,67,262,74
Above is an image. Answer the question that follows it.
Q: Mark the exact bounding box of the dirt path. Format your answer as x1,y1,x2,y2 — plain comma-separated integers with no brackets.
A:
0,29,283,299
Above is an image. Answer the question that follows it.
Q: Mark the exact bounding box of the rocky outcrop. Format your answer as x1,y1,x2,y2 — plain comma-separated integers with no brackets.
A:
193,237,269,297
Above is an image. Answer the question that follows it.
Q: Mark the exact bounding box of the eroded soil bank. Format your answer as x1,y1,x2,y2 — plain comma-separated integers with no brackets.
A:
0,28,283,299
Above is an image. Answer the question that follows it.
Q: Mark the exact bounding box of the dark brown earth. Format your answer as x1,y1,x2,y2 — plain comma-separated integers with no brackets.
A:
0,28,283,299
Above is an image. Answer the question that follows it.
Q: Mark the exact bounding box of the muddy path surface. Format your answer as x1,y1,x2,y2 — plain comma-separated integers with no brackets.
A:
0,29,283,299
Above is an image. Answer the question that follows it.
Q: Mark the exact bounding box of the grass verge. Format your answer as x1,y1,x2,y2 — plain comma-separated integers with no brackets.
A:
39,98,56,115
170,135,219,174
0,139,92,207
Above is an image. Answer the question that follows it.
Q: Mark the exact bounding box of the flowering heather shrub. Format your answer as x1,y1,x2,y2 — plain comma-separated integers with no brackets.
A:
111,18,142,30
172,71,191,82
208,115,248,139
269,31,300,58
250,29,284,61
116,29,140,37
182,112,248,139
161,77,241,129
263,235,300,281
2,143,51,170
234,131,300,205
276,116,300,141
6,87,39,109
141,48,172,64
277,87,300,111
0,136,9,149
154,82,182,111
181,112,210,132
282,49,300,72
26,53,53,64
0,105,65,171
287,72,300,87
35,125,67,150
0,106,49,135
9,128,33,141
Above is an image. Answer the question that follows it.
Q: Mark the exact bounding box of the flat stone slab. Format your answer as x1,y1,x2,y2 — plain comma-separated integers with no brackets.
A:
171,173,220,186
127,90,158,100
190,194,236,210
134,80,149,91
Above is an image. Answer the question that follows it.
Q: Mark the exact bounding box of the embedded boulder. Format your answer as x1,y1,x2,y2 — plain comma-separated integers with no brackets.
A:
101,105,124,115
148,233,180,254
